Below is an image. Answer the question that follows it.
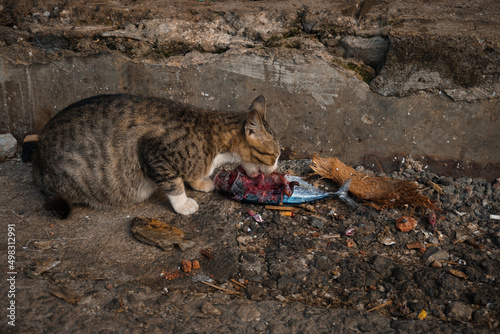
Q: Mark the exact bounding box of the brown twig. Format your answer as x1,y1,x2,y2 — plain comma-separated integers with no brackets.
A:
230,279,246,288
367,300,392,312
201,281,242,295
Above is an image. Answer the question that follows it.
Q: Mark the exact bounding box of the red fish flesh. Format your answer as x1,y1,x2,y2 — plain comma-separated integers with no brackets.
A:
214,167,298,204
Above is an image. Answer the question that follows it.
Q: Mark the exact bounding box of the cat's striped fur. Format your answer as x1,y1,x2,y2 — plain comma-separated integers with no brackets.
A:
32,94,280,217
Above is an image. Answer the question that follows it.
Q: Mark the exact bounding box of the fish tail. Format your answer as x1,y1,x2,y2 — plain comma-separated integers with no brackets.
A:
336,178,358,208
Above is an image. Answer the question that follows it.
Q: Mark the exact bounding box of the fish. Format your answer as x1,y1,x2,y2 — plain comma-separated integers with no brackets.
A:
214,167,358,208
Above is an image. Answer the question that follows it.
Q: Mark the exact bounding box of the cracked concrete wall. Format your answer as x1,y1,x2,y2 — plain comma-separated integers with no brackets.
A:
1,48,498,179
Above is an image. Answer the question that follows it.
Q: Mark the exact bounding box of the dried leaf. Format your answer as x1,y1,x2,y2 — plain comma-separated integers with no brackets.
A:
50,286,81,305
449,269,468,280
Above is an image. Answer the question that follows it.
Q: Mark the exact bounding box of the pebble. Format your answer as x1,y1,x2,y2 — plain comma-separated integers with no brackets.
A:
201,302,221,316
421,246,449,266
236,303,261,322
372,255,393,273
446,301,473,322
0,133,17,158
311,218,325,229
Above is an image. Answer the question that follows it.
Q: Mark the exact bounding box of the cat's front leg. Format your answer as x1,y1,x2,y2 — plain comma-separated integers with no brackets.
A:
162,177,199,215
189,177,215,192
168,192,199,215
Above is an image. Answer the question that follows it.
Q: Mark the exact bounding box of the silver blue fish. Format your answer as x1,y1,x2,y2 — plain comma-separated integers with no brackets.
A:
282,176,358,208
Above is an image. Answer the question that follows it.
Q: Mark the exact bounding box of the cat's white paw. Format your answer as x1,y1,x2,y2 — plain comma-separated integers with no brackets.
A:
190,178,215,192
168,193,199,215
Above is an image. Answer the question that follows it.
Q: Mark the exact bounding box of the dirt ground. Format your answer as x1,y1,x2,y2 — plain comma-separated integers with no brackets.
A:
1,156,499,333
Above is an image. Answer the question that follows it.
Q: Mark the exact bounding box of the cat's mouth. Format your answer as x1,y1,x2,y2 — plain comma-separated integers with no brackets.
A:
241,161,278,177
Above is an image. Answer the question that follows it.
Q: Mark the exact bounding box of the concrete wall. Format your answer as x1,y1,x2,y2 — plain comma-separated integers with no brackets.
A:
1,48,498,179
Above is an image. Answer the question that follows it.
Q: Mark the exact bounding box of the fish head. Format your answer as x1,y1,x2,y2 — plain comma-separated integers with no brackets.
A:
239,95,280,177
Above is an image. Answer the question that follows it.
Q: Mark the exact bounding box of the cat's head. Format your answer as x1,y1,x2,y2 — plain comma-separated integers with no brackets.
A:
240,95,280,177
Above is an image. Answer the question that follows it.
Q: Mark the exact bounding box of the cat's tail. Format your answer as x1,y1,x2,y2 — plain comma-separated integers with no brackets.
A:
44,196,72,219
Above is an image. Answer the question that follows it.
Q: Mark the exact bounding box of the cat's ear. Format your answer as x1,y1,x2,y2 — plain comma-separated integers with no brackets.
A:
246,109,264,139
248,95,266,120
245,109,271,144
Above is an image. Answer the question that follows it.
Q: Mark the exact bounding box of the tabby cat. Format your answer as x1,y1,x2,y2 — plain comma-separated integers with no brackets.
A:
32,94,280,218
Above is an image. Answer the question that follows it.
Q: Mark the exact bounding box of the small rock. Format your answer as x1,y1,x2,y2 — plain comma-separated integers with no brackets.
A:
275,294,288,302
178,240,195,251
236,303,261,322
421,246,449,266
442,185,456,194
372,255,393,273
237,235,253,245
446,301,473,322
0,133,17,158
472,308,491,325
78,295,92,305
311,217,325,229
431,260,442,268
181,260,192,273
201,302,221,316
378,227,396,246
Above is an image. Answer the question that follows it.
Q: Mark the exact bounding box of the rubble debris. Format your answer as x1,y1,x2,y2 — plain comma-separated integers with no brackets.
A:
407,241,425,250
178,240,196,251
181,260,192,273
372,255,393,273
447,302,473,322
130,217,190,251
34,259,61,274
428,212,437,229
162,269,186,281
346,238,356,248
378,227,396,246
248,209,264,223
421,246,450,266
33,240,57,250
464,238,486,251
49,285,81,305
310,155,443,211
201,248,213,260
201,302,221,316
395,216,417,232
345,228,355,236
0,133,17,159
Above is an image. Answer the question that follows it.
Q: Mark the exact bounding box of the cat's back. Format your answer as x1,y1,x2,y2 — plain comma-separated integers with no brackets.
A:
40,94,183,134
